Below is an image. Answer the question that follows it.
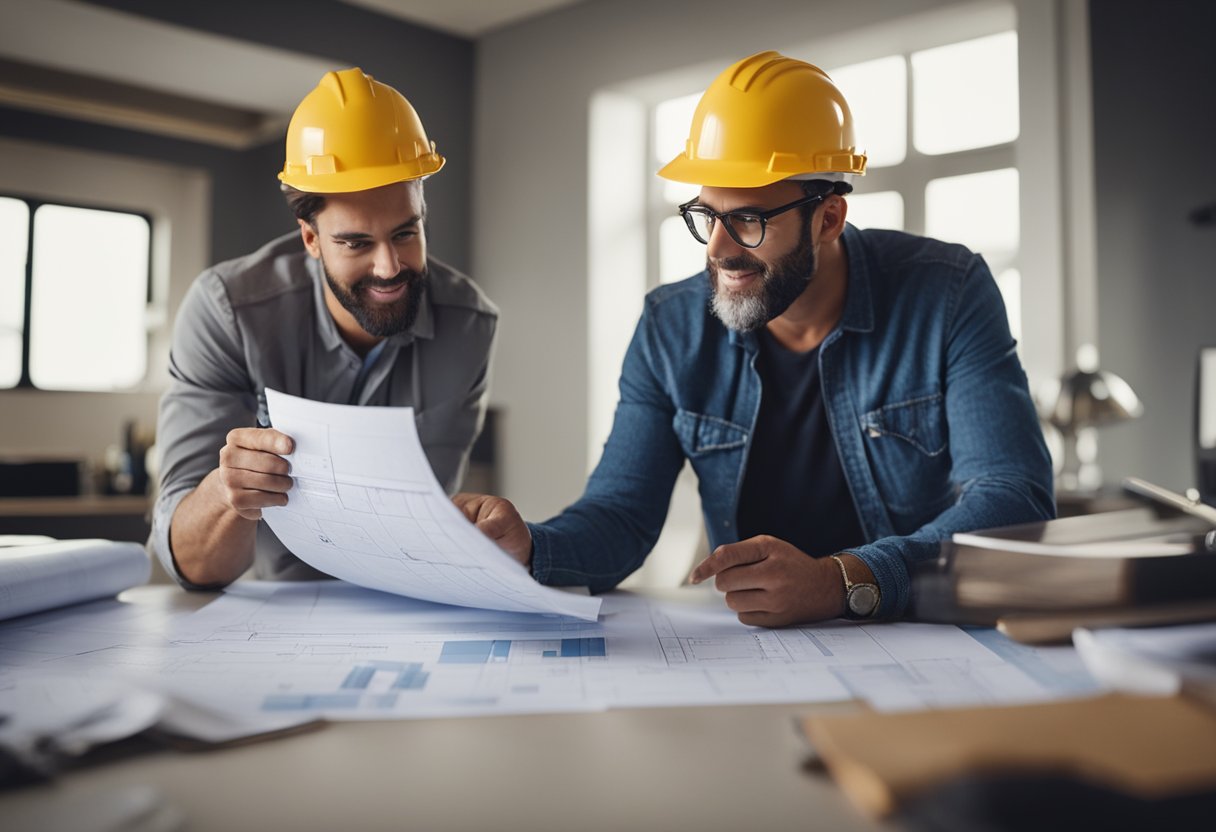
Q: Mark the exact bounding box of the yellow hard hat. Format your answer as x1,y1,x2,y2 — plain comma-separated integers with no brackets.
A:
658,51,866,188
279,68,444,193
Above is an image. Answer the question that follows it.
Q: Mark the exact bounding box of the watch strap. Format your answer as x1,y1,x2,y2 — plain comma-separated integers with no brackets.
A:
830,554,880,619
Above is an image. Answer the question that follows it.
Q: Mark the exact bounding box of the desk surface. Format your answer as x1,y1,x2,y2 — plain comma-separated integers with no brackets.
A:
0,586,879,832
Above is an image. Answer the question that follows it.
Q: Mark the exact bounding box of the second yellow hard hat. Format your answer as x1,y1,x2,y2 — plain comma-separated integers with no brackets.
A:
279,68,444,194
658,51,866,188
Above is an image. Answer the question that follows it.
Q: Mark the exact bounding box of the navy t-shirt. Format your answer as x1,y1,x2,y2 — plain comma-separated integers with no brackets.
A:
736,330,866,556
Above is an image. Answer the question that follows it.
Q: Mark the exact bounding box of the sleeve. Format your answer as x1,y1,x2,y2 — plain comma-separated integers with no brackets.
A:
528,302,688,593
146,272,257,588
846,255,1056,617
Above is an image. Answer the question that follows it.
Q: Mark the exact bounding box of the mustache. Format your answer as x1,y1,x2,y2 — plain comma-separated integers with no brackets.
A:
710,254,765,273
352,268,425,293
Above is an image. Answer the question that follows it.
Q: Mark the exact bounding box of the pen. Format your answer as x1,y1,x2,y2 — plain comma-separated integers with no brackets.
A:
1122,476,1216,527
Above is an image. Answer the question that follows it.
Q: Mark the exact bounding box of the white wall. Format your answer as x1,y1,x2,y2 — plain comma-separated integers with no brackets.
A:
0,136,209,474
472,0,1067,520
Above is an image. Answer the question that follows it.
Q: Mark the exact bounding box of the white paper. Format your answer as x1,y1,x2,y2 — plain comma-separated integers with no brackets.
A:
0,598,315,748
1073,622,1216,696
127,581,1099,722
262,388,600,621
0,673,164,756
0,539,151,621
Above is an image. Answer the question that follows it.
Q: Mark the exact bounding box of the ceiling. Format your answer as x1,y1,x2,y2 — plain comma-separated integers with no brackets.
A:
339,0,586,38
0,0,587,148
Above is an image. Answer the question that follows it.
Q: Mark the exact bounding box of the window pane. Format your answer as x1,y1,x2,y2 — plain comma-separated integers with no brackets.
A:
845,191,904,231
828,56,907,168
0,197,29,388
925,168,1019,268
659,214,705,284
29,205,149,390
654,91,702,164
655,92,706,204
912,31,1019,155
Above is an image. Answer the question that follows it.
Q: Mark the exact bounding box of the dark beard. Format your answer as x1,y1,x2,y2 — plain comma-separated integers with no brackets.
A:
322,258,427,338
707,222,816,332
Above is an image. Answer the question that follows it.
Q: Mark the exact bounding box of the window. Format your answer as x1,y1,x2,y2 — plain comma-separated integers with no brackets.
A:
0,195,151,391
827,31,1022,340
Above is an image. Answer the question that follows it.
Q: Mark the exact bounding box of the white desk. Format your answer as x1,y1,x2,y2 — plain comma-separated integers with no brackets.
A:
0,586,880,832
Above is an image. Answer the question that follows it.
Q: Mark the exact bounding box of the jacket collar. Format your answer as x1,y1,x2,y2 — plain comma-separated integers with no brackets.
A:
838,223,875,334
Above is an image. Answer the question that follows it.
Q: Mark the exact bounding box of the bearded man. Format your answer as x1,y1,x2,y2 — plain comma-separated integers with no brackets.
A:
456,51,1053,626
150,69,496,588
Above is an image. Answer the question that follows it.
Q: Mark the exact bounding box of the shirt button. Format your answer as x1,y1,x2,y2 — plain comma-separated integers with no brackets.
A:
722,520,730,528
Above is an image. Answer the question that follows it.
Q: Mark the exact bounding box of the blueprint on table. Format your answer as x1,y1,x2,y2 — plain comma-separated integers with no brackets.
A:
12,582,1098,724
261,388,600,621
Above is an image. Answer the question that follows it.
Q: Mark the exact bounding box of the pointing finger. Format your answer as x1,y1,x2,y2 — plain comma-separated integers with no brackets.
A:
689,539,770,584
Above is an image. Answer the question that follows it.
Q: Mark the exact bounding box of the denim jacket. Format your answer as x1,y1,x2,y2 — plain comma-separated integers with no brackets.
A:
529,224,1055,617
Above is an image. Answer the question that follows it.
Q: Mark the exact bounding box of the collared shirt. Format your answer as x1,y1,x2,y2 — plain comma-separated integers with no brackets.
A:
149,231,498,586
528,224,1055,617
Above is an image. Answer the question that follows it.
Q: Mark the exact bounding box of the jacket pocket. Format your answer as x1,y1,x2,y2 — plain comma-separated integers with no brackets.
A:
673,409,748,458
860,393,948,456
860,393,952,518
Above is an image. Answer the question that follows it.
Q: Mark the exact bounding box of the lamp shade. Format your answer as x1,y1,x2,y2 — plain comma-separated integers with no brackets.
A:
1044,368,1144,432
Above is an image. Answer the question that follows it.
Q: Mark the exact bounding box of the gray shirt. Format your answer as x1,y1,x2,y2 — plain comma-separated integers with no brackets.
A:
149,231,498,586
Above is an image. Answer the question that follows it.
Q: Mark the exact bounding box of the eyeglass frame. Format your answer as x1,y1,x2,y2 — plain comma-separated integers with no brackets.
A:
677,192,829,249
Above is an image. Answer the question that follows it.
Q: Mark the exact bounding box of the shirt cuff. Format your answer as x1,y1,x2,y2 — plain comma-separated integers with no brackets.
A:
525,521,553,584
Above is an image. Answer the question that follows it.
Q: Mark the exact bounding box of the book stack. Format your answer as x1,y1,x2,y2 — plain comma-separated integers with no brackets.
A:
910,508,1216,642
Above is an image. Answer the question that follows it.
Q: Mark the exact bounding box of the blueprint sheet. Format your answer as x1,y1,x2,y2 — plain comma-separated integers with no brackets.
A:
261,389,600,621
20,582,1097,724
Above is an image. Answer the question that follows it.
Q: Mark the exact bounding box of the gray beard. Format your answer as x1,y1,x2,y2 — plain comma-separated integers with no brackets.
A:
710,289,771,332
707,224,816,332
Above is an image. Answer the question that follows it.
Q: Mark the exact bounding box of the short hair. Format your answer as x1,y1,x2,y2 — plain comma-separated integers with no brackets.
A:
281,184,326,227
280,180,426,228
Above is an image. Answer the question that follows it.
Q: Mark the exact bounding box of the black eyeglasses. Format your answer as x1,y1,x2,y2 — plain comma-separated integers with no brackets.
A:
678,193,827,249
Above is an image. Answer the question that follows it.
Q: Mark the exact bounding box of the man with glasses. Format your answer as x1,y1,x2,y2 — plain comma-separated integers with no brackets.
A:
462,51,1053,625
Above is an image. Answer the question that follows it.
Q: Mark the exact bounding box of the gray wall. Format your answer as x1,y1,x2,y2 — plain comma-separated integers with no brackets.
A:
1090,0,1216,491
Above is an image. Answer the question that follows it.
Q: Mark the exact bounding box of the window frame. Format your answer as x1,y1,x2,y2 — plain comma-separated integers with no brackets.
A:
1,191,154,391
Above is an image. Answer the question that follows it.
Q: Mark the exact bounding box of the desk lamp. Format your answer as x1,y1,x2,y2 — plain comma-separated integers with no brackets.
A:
1038,344,1143,492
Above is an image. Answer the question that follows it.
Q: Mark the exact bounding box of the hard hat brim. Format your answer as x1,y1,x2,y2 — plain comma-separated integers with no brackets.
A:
656,156,792,189
657,154,864,189
278,156,445,194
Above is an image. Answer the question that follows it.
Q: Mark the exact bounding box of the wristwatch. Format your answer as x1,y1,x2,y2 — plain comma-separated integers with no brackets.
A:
830,555,881,619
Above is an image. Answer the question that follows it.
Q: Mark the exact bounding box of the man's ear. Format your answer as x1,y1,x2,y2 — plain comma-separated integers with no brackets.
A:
818,195,848,243
298,218,321,258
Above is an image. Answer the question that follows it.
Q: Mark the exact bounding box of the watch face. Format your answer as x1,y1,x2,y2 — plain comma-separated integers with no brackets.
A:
847,584,880,617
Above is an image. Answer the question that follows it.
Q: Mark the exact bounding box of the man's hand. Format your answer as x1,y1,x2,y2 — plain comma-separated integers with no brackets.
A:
452,493,533,567
216,427,295,520
688,535,846,627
